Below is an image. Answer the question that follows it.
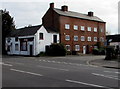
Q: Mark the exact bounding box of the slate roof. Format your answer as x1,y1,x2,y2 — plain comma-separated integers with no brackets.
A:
8,25,59,37
54,8,105,22
106,34,120,42
45,27,59,33
9,25,42,37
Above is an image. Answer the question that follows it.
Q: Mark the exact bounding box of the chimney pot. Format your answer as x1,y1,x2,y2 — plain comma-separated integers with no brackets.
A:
61,5,68,11
50,3,54,9
88,11,94,16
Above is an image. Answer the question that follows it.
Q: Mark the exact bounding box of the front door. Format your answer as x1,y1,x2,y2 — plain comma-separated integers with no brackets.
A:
30,45,33,56
83,46,86,54
53,35,57,43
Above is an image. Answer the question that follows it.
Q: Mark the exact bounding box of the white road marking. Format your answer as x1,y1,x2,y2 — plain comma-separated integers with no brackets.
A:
6,61,24,65
66,79,113,89
56,61,61,63
92,73,120,80
42,60,46,62
51,61,55,63
63,62,68,64
10,69,43,76
37,65,69,71
0,62,13,66
104,71,120,74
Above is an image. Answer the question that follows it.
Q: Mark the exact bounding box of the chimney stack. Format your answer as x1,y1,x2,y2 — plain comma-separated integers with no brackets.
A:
61,5,68,11
88,11,94,16
50,3,54,9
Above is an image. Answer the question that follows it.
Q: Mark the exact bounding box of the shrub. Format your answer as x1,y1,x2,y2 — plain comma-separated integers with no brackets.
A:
92,48,99,55
46,43,66,56
37,52,46,57
66,51,72,55
72,51,77,55
105,46,116,60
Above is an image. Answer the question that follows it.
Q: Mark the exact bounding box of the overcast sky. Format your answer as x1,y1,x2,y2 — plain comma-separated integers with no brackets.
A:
0,0,119,35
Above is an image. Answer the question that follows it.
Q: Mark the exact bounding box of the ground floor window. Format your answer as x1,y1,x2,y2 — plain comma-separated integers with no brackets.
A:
75,45,80,51
66,45,70,51
21,42,27,51
15,44,19,51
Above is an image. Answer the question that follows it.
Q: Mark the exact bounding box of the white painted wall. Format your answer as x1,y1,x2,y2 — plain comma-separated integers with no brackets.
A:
6,26,59,56
35,26,59,55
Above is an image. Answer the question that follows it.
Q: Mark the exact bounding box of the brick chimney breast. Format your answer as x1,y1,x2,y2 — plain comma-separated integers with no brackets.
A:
61,5,68,11
88,11,94,16
50,3,54,9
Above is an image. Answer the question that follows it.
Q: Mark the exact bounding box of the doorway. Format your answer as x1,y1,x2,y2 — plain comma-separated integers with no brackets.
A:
83,46,86,54
30,45,33,56
53,35,57,43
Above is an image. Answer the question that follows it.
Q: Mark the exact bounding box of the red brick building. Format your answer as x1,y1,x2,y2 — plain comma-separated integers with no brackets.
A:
42,3,106,54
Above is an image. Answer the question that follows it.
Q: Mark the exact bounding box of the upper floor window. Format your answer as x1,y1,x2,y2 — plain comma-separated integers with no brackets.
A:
39,33,43,40
94,37,97,42
65,24,70,29
81,36,85,41
94,27,97,32
74,25,78,30
74,36,78,41
15,37,18,41
81,26,85,31
88,27,91,31
66,45,70,51
87,37,91,41
65,35,70,41
75,45,80,51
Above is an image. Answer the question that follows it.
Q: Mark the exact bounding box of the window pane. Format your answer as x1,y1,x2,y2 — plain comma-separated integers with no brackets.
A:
81,36,85,41
88,37,91,41
65,35,70,40
81,26,85,31
94,27,97,32
21,42,27,51
65,24,70,29
39,33,43,40
74,36,78,41
88,27,91,31
74,25,78,30
66,45,70,51
75,45,80,51
94,37,97,41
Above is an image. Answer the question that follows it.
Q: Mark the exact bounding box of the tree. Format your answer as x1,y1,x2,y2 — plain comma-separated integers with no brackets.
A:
1,9,15,54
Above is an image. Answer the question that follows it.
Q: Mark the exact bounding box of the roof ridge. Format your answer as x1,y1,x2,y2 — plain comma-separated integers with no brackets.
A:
54,8,105,22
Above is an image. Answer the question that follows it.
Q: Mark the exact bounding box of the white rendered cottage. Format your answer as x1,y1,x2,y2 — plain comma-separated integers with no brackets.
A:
6,25,59,56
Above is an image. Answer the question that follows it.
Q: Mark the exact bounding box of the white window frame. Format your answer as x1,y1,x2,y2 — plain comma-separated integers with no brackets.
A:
65,24,70,29
81,36,85,41
88,27,91,31
74,36,78,41
65,35,70,41
75,45,80,51
66,45,70,51
94,37,97,42
74,25,78,30
87,37,91,41
94,27,97,32
81,26,85,31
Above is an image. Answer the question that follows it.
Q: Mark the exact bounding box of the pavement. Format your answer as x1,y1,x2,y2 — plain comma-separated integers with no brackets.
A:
88,56,120,69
